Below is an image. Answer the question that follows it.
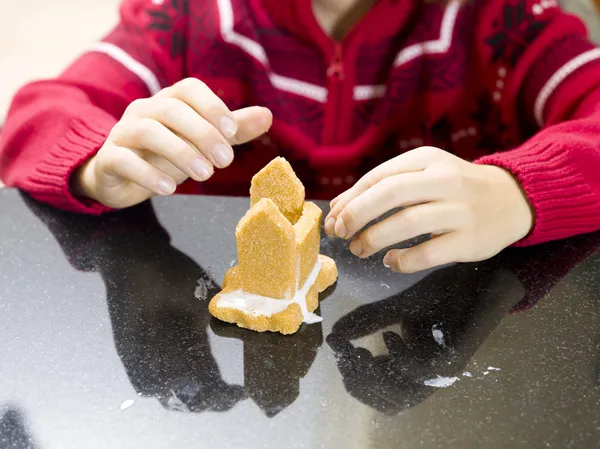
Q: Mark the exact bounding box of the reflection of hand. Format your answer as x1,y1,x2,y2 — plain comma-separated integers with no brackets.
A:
325,147,533,273
0,406,39,448
159,378,246,413
327,262,523,414
327,329,443,414
94,214,247,413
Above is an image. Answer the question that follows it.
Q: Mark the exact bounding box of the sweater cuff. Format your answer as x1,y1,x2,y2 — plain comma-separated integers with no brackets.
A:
26,114,116,215
475,140,599,246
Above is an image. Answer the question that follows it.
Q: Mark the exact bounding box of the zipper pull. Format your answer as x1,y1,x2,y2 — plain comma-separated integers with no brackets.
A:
327,43,344,80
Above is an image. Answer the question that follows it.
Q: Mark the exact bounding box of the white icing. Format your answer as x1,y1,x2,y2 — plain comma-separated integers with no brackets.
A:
424,376,459,388
120,399,135,410
216,257,323,324
431,324,446,347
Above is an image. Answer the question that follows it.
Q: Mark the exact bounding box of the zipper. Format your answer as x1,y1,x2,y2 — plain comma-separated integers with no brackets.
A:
324,42,345,145
327,43,344,80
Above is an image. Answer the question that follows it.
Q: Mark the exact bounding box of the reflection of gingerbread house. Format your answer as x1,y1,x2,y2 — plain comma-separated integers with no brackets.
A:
209,157,337,334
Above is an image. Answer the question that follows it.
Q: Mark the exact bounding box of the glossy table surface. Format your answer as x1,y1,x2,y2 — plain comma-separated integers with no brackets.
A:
1,189,599,449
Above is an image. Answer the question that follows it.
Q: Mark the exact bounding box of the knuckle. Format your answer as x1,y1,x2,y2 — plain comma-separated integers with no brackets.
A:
415,145,442,159
398,208,418,231
358,171,381,191
175,77,206,95
440,163,462,179
189,126,211,144
360,231,377,253
131,118,155,141
203,101,226,119
173,139,192,158
418,244,440,269
378,176,400,203
124,99,147,116
437,165,464,190
418,247,434,267
106,149,127,173
343,204,359,229
157,97,182,122
189,123,213,145
108,121,129,141
136,164,154,182
391,253,408,273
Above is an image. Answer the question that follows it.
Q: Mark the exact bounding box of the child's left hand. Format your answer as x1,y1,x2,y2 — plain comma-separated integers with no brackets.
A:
324,147,534,273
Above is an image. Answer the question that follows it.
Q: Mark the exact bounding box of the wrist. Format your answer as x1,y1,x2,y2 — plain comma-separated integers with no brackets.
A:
71,157,98,200
488,165,535,243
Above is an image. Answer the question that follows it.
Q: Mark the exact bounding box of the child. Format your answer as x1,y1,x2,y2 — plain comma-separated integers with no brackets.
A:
1,0,600,273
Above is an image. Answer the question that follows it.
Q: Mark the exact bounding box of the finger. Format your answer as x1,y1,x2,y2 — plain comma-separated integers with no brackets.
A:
383,232,461,274
125,98,235,168
325,197,342,235
157,77,238,139
230,106,273,145
349,202,466,258
325,147,441,227
334,172,447,239
105,147,177,196
123,118,214,182
145,152,189,185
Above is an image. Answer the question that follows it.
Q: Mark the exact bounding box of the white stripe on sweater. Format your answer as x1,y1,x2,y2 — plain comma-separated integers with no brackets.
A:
534,48,600,127
393,1,460,67
88,1,460,103
89,42,161,95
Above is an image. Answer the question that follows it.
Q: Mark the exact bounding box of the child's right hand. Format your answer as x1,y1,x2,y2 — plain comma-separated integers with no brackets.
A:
73,78,273,208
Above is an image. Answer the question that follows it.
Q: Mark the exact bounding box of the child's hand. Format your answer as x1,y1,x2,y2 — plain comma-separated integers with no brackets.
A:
324,147,534,273
74,78,273,208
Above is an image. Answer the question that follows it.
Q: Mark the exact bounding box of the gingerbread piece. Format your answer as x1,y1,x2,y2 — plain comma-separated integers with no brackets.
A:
250,156,305,224
209,158,338,334
294,201,321,288
209,255,337,334
236,198,297,299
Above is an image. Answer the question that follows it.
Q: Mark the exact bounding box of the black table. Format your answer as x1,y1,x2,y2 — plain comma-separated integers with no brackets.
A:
1,188,599,449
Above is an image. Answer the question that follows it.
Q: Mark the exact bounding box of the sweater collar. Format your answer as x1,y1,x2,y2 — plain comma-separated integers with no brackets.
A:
258,0,415,46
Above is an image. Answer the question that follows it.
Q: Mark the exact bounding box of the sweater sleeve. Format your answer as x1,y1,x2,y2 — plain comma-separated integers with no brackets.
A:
0,0,187,214
472,1,600,245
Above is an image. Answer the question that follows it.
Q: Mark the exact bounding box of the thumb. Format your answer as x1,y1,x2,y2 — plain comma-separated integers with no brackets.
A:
229,106,273,145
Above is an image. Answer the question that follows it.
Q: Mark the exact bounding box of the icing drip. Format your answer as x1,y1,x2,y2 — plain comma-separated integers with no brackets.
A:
216,258,323,324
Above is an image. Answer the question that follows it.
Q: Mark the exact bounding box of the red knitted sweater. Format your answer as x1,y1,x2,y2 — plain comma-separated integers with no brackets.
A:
1,0,600,246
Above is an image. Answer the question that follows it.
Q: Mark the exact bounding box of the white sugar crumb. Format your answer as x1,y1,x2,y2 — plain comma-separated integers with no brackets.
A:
483,371,489,375
463,371,473,377
120,399,135,410
194,276,217,301
229,260,236,267
487,366,501,371
194,280,209,300
432,324,446,347
424,376,459,388
167,391,190,412
381,283,390,289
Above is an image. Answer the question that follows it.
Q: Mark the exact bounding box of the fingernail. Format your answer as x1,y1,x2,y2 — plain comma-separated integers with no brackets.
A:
383,253,392,269
157,177,176,195
219,116,237,138
335,218,347,239
350,240,363,256
212,143,233,168
191,159,212,181
325,217,335,234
